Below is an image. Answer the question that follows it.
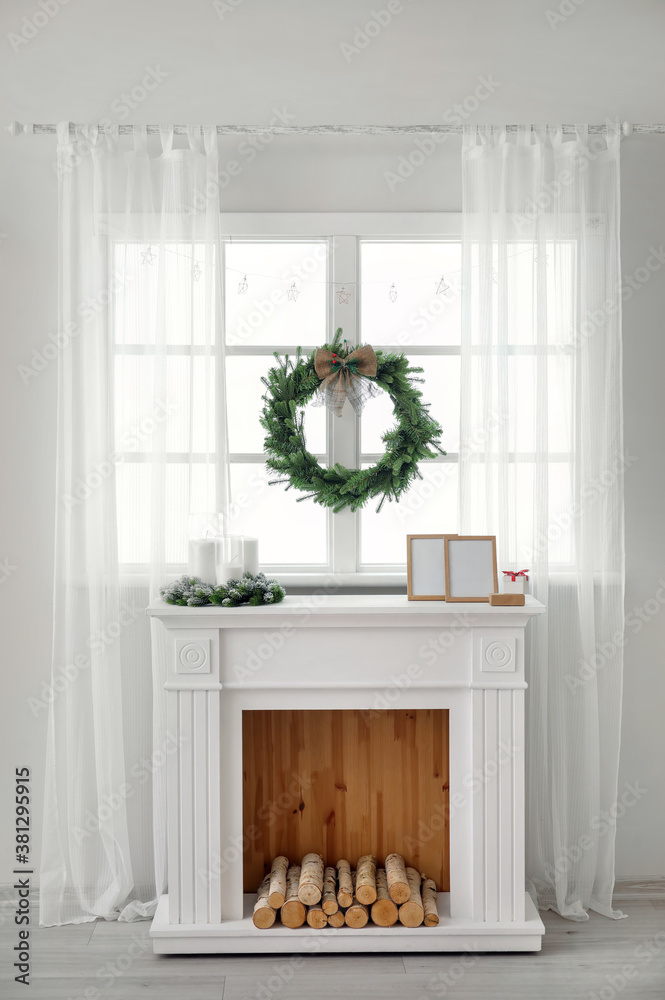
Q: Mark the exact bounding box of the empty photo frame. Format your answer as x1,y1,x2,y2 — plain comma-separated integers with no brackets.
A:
407,534,455,601
444,535,498,603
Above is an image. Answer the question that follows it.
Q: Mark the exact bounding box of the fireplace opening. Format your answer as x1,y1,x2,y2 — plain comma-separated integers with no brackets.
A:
242,708,450,893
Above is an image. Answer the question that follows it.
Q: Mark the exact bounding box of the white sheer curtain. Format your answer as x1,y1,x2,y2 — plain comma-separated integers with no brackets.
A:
460,124,624,920
40,123,226,925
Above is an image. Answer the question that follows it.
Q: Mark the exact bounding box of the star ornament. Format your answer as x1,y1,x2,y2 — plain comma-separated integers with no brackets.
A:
141,245,156,265
337,285,350,304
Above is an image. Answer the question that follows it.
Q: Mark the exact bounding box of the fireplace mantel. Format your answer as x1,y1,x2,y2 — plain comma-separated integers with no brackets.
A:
147,593,546,953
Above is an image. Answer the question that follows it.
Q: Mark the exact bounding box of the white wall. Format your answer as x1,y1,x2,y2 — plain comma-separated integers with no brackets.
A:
1,0,664,885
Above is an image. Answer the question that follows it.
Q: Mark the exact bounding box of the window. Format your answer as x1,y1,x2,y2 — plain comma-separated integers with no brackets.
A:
112,214,575,581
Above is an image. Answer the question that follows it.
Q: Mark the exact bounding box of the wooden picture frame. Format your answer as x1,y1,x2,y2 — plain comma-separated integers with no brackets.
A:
443,535,498,603
407,534,456,601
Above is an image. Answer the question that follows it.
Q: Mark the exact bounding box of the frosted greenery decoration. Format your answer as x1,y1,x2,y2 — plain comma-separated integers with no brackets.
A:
160,572,286,608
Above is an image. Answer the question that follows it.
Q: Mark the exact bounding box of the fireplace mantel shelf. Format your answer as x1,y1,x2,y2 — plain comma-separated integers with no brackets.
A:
148,592,546,954
147,593,545,626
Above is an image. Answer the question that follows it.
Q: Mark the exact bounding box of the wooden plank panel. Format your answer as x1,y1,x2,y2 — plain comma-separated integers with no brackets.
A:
242,709,449,892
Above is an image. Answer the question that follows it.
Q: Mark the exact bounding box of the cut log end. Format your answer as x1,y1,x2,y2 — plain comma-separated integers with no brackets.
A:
253,874,277,929
281,900,306,928
370,896,398,927
344,900,369,928
306,904,327,929
398,901,424,927
327,909,345,927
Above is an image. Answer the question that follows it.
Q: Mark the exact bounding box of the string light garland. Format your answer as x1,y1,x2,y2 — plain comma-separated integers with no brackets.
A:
138,242,555,295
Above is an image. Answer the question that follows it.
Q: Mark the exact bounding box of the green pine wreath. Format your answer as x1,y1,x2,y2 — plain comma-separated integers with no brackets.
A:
260,329,445,513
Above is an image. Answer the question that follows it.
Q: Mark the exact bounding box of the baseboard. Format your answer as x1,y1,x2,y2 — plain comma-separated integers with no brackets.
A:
2,877,663,909
612,877,665,901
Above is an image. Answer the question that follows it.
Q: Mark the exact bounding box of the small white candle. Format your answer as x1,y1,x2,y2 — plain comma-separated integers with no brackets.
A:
188,539,217,583
243,537,259,576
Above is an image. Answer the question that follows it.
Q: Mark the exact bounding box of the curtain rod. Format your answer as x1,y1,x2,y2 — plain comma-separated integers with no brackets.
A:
7,121,664,138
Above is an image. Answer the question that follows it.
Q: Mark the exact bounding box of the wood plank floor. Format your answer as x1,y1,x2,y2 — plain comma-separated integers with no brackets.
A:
1,901,664,999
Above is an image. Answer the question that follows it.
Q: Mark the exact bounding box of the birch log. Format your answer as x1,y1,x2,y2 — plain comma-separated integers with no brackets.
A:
267,855,289,909
421,876,439,927
327,909,345,927
385,853,411,904
336,859,354,908
355,854,377,905
398,867,424,927
370,868,398,927
306,903,327,929
298,853,324,905
344,895,369,928
322,866,339,914
252,874,276,929
281,865,306,928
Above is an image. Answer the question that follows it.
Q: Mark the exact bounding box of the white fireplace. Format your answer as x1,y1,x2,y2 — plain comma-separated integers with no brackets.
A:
147,593,546,953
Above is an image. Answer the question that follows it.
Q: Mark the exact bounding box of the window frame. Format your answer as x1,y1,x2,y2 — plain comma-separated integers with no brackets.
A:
220,213,463,585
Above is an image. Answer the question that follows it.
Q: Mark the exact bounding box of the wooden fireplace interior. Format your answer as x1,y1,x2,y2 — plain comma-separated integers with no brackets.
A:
241,708,450,893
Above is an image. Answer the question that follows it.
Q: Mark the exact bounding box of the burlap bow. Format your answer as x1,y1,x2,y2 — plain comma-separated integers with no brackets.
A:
314,344,380,417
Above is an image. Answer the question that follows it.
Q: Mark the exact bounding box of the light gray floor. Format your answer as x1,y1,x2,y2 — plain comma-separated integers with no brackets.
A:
1,899,664,999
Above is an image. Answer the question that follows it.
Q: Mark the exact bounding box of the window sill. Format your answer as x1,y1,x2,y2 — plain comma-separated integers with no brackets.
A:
268,572,407,589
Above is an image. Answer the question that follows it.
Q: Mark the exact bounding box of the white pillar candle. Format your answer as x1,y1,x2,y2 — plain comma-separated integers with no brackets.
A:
215,535,244,586
188,539,217,583
242,537,259,576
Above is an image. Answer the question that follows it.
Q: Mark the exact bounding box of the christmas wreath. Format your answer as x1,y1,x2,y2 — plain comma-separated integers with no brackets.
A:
260,329,445,513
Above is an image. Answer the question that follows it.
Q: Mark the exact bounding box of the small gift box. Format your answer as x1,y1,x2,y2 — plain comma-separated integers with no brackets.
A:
502,569,529,594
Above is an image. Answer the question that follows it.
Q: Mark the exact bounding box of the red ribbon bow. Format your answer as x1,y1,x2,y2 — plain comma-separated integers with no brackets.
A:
502,569,529,582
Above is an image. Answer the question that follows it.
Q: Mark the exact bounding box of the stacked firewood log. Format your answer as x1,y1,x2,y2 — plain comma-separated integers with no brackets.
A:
252,853,439,929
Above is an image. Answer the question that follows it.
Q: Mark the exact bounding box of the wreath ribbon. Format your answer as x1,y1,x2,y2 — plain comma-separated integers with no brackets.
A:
314,344,380,417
